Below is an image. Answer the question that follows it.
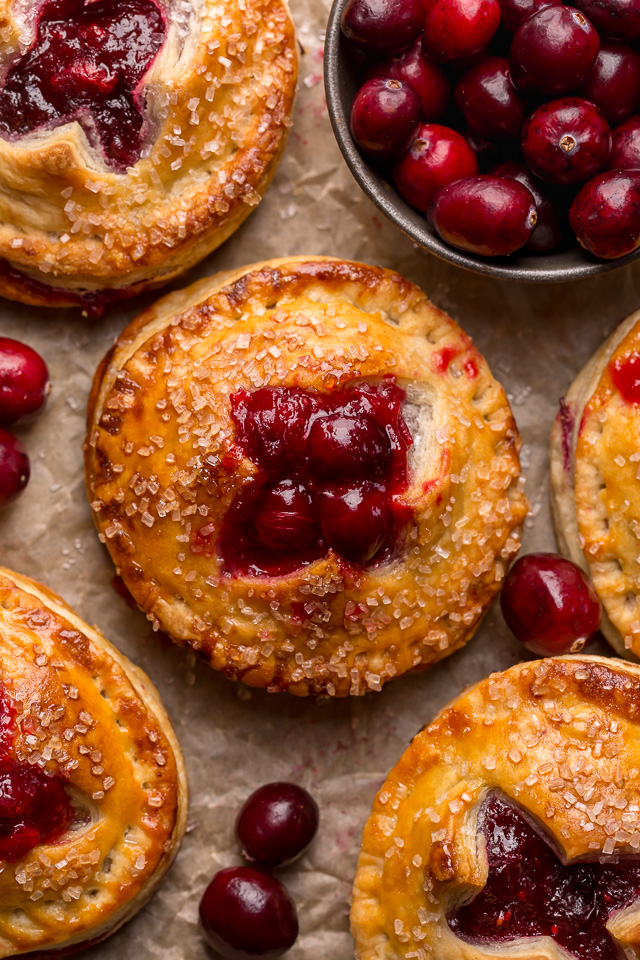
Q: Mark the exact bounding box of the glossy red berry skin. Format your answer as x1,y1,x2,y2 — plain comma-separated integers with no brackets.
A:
521,98,611,185
364,39,450,120
236,783,319,868
341,0,425,54
609,113,640,169
0,430,29,508
501,553,602,656
422,0,501,64
497,0,561,33
429,175,537,255
579,41,640,126
490,160,565,252
570,171,640,258
393,123,479,209
315,483,392,563
307,414,390,480
199,867,298,960
573,0,640,40
455,57,528,141
350,78,421,159
510,6,600,98
253,482,316,553
0,338,49,427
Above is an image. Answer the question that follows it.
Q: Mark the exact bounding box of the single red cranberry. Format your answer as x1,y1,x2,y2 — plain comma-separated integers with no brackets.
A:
0,338,49,427
364,39,450,121
573,0,640,40
350,78,421,159
609,113,640,169
393,123,479,210
422,0,501,63
236,783,319,868
570,170,640,258
490,160,565,252
455,57,528,141
253,481,316,553
510,7,600,98
501,553,601,656
521,98,611,185
498,0,561,33
315,483,391,563
429,175,537,255
0,430,29,508
199,867,298,960
341,0,425,53
579,42,640,126
307,414,390,480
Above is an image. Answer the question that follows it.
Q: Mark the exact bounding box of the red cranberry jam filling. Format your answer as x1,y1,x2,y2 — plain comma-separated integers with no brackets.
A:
0,0,166,172
0,686,73,862
449,794,640,960
611,353,640,405
214,378,413,577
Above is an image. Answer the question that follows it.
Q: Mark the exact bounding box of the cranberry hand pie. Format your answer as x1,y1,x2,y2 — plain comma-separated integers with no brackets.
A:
0,567,187,957
352,656,640,960
85,256,527,697
550,310,640,659
0,0,297,315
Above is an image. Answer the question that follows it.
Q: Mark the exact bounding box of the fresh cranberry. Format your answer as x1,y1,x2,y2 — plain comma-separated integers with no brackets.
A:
497,0,561,33
501,553,601,655
455,57,528,141
0,338,49,427
307,414,390,480
315,483,392,562
429,175,537,255
364,39,450,121
570,170,640,258
236,783,319,868
199,867,298,960
509,7,600,97
573,0,640,40
253,482,317,554
341,0,425,54
609,113,640,169
579,41,640,126
350,78,421,159
0,431,29,508
521,98,611,185
490,160,565,253
393,123,479,210
422,0,501,63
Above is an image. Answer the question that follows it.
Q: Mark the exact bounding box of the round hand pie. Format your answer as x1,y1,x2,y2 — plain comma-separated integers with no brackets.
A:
352,655,640,960
0,0,297,315
550,310,640,659
0,566,187,957
85,256,526,697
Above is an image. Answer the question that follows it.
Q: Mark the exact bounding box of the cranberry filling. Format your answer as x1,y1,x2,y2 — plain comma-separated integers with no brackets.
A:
0,0,166,172
611,353,640,404
0,687,73,862
214,379,413,577
449,794,640,960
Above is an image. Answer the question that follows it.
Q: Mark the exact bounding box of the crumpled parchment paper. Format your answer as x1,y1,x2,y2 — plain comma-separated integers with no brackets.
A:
2,0,640,956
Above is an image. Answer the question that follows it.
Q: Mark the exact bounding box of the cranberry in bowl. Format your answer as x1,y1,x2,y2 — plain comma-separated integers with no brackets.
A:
325,0,640,281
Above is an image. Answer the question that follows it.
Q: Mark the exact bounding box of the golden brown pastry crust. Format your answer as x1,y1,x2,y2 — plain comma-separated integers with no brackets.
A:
352,655,640,960
85,256,527,697
0,0,297,310
550,311,640,659
0,567,187,958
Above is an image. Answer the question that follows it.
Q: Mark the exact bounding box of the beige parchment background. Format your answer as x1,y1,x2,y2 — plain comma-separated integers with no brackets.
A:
1,0,640,957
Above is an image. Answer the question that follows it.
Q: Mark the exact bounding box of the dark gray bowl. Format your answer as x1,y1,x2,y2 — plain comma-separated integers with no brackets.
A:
324,0,640,283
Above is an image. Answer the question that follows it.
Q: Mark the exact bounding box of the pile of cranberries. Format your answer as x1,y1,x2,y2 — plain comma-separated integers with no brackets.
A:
342,0,640,260
199,782,319,959
0,338,49,509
